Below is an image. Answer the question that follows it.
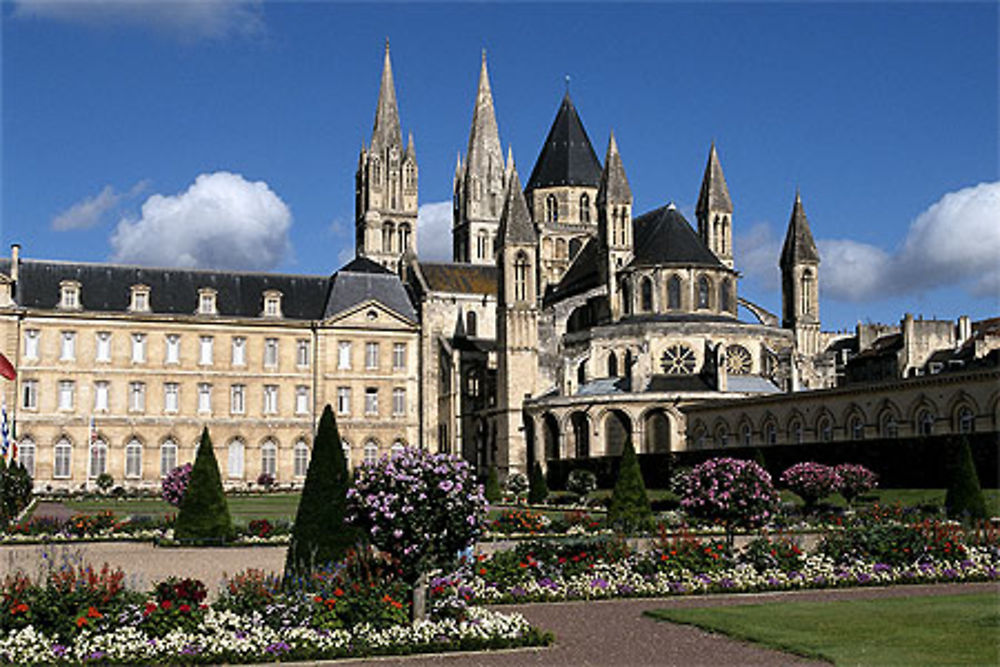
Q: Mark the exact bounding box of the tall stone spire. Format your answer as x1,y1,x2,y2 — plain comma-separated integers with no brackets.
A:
596,132,633,319
780,189,821,355
596,131,631,206
780,189,820,267
498,161,536,246
371,39,403,152
696,142,734,268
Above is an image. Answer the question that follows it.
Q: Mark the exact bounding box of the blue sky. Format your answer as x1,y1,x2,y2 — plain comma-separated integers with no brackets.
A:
2,1,997,331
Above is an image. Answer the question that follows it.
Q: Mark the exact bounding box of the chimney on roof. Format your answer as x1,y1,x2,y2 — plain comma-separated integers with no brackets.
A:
9,244,19,283
957,315,971,345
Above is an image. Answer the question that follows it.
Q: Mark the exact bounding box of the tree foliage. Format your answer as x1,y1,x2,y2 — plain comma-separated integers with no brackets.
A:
484,465,502,504
528,461,549,504
945,437,987,521
174,428,232,543
607,438,652,531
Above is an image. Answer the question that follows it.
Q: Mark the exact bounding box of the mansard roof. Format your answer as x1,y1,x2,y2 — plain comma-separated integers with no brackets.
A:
525,93,602,191
417,262,498,295
630,205,725,268
324,258,416,321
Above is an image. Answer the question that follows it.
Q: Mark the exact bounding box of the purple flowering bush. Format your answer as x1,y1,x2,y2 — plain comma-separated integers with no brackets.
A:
681,458,778,543
347,446,487,582
835,463,879,505
780,462,841,509
161,463,192,508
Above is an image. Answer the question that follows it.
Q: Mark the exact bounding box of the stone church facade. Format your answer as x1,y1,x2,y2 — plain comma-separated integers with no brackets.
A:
2,44,997,488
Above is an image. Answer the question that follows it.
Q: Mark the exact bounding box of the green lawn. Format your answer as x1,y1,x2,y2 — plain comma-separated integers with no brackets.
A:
646,593,1000,665
58,493,301,523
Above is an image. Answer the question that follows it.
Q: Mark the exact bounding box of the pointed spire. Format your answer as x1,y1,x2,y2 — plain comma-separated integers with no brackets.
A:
405,131,416,158
454,151,463,179
781,189,820,267
463,48,503,190
504,144,514,183
498,160,536,245
596,131,632,205
371,39,403,152
696,141,733,217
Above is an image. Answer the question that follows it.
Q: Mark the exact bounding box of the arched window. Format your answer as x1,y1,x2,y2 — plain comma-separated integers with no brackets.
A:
818,416,833,442
18,438,35,477
880,411,899,438
740,423,752,446
382,223,394,253
372,158,381,184
54,438,72,479
720,278,731,312
697,275,711,309
790,420,804,444
721,218,728,254
579,193,590,222
125,439,143,479
611,208,619,245
514,251,530,301
640,277,653,312
918,410,935,436
546,194,558,222
764,421,777,445
716,425,729,447
228,440,245,479
607,352,618,378
621,280,632,315
850,414,865,440
160,440,177,477
294,440,310,477
89,438,108,479
957,406,975,434
577,360,586,386
398,223,411,251
556,238,568,259
667,275,681,309
801,269,814,313
261,440,277,479
391,441,406,458
466,310,477,337
363,440,379,466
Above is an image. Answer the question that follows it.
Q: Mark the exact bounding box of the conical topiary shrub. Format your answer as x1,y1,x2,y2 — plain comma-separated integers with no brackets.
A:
608,438,652,531
175,428,233,543
528,461,549,504
484,464,502,503
945,437,987,521
285,405,356,579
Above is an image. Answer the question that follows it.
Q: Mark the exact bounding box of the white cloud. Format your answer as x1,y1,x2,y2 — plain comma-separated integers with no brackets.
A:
735,222,781,291
110,171,291,271
52,180,148,231
12,0,264,41
817,239,891,302
417,201,453,261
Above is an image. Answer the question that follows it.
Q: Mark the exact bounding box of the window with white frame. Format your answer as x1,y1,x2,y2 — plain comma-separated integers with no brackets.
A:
364,387,378,415
231,384,245,414
199,336,214,365
263,291,282,318
391,440,405,458
337,387,351,415
131,333,146,363
129,382,146,412
125,439,142,478
23,329,39,359
21,380,37,410
160,440,177,477
60,331,76,361
54,439,72,478
392,388,405,416
293,440,309,477
363,440,378,465
58,380,75,410
197,383,211,413
231,337,246,366
263,385,278,414
59,281,80,309
365,342,379,370
296,339,310,367
198,288,217,315
264,338,278,368
295,385,309,414
164,383,179,413
89,439,107,478
261,440,277,478
228,440,245,478
338,341,351,369
393,343,406,371
94,381,109,412
130,285,150,312
17,438,35,477
96,332,111,363
165,334,180,364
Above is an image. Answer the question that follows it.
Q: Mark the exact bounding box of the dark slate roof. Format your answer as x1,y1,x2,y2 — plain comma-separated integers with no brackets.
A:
780,191,820,266
525,93,602,190
695,143,733,216
630,205,725,268
324,259,416,322
545,238,601,305
10,259,330,320
596,132,631,205
418,262,497,295
499,166,537,245
645,374,714,393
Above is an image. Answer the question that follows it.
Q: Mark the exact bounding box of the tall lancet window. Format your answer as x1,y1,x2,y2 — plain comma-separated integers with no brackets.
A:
801,270,814,313
398,223,411,251
382,223,395,253
546,194,558,223
580,193,590,222
697,275,711,309
720,278,732,312
667,275,681,309
514,251,530,301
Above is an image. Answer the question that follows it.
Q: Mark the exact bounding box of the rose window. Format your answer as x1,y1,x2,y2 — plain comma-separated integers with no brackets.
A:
660,344,697,375
726,345,752,375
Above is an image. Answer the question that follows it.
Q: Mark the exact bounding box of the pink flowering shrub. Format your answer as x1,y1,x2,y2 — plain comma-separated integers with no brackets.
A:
161,463,192,507
780,462,841,508
347,446,487,582
835,463,879,504
681,457,778,543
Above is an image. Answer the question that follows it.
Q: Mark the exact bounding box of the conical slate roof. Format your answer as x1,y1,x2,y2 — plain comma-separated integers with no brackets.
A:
526,93,602,190
695,143,733,216
630,205,724,268
371,41,403,152
596,132,631,205
499,163,536,245
780,191,820,266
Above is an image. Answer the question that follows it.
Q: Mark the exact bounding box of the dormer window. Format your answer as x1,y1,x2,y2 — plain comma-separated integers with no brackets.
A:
59,280,81,310
262,290,283,318
130,285,150,312
198,288,217,315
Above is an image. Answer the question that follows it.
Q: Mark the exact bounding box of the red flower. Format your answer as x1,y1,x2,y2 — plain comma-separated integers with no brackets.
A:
179,604,191,613
333,587,344,597
478,568,487,575
160,600,172,610
76,616,88,628
86,606,102,618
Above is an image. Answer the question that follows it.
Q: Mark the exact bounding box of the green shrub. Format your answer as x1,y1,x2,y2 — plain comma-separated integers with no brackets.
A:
528,461,549,504
174,428,233,543
945,437,988,521
607,439,652,531
285,405,356,579
484,465,502,503
566,469,597,503
95,472,114,494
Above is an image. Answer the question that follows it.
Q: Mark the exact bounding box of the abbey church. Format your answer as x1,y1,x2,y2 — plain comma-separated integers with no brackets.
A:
1,44,996,488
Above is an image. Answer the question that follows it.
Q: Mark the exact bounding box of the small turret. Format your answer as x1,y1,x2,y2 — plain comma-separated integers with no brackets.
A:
780,189,821,354
696,142,734,268
596,132,633,319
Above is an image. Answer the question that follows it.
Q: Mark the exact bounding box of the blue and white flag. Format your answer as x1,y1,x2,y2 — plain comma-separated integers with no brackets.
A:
0,402,10,462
